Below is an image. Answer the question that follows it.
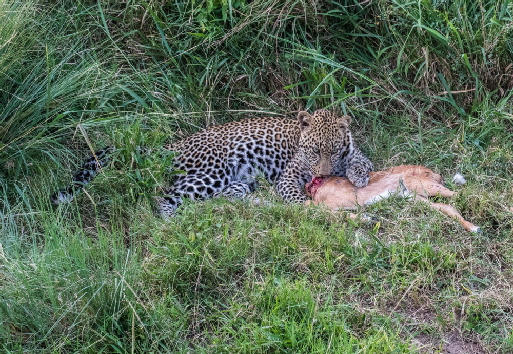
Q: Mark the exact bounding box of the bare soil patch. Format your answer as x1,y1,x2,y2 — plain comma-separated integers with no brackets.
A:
414,331,487,354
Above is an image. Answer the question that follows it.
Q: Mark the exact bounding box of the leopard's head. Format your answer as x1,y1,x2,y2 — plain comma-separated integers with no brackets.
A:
297,109,354,177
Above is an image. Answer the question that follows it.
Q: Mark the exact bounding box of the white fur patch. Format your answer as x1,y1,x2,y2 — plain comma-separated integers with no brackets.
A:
452,173,466,186
364,187,411,205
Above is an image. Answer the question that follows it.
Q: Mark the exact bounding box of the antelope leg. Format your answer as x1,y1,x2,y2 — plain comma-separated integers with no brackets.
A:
415,196,480,232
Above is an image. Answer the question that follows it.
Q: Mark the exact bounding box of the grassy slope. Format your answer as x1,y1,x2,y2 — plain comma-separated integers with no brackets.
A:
1,0,512,352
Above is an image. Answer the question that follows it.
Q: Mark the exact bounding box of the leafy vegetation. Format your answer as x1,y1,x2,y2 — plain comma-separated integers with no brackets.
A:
1,0,512,352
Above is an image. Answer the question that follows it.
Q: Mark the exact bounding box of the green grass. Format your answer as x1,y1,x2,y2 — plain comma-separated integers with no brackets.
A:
1,0,513,352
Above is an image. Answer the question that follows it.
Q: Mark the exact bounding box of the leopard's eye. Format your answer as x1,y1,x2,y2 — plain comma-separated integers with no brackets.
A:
312,147,320,154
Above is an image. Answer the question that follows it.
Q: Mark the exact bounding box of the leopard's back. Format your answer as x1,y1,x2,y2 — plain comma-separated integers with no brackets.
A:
170,116,300,184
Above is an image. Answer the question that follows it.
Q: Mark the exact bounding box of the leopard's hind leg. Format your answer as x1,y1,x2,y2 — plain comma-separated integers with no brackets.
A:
157,176,258,218
157,172,231,217
214,180,258,199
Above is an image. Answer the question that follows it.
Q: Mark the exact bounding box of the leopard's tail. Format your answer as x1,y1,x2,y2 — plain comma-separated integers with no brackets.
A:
51,146,114,204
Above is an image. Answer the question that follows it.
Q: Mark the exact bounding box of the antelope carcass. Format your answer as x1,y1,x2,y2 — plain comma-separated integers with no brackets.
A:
305,165,479,233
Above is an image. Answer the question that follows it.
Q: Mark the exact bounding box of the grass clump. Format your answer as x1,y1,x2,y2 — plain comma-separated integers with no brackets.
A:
1,0,512,352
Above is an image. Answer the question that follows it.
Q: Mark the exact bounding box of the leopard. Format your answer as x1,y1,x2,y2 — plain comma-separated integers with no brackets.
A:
51,109,373,217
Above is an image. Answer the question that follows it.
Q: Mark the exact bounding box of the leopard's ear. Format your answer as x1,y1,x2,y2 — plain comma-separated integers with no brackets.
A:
298,111,312,132
337,115,351,128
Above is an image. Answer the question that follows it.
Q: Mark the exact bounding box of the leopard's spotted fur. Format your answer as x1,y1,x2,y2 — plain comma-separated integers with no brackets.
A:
52,109,373,217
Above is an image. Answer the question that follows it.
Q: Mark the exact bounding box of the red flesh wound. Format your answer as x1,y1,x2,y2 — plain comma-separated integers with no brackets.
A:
305,177,326,198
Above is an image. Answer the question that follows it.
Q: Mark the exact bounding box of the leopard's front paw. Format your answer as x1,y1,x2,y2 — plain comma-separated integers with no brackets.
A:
347,167,370,188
